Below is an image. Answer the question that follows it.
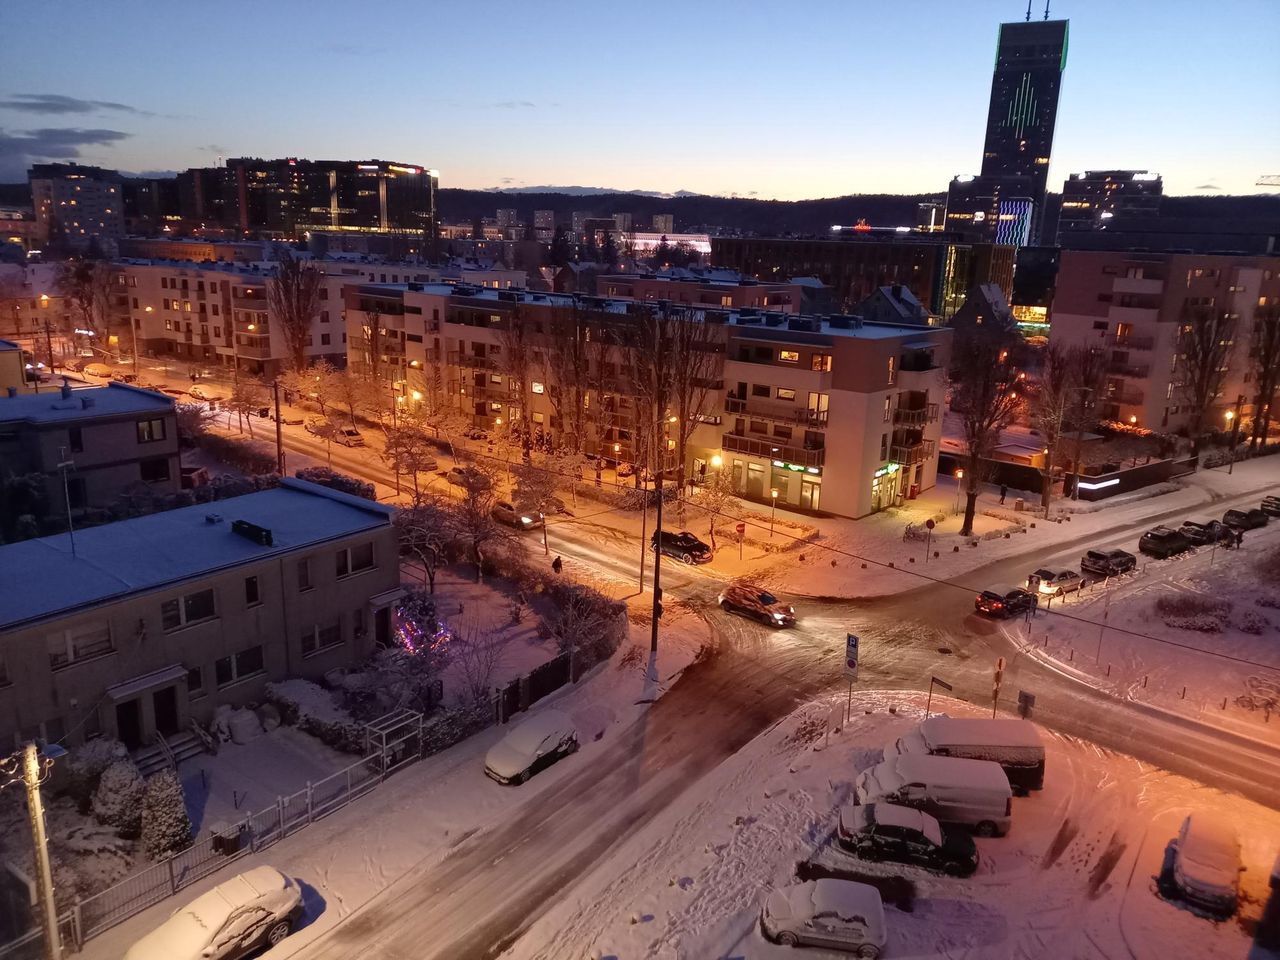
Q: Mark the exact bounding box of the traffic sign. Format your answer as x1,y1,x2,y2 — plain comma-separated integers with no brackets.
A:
735,522,746,535
925,519,935,530
845,633,859,680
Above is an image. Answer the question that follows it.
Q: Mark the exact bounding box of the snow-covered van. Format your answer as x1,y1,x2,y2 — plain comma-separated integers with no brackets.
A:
890,717,1045,794
854,753,1013,836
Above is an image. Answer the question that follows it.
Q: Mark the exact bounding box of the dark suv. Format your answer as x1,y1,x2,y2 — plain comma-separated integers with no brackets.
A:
1178,520,1232,546
837,802,979,877
651,530,713,564
1261,496,1280,518
1223,508,1269,530
1080,549,1137,577
1138,526,1193,559
975,586,1036,618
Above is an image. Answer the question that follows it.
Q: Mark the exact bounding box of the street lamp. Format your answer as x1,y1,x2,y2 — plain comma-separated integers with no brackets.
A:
710,453,723,469
770,487,779,538
1225,401,1242,474
953,468,964,515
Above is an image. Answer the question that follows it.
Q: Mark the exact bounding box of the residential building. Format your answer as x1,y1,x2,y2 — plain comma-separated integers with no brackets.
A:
613,212,633,234
0,263,75,364
0,381,179,516
117,237,272,263
1010,245,1059,329
0,339,24,394
711,235,1016,320
496,209,520,235
533,210,556,242
1057,171,1163,240
852,285,932,326
28,163,124,253
121,176,181,235
1058,216,1280,256
626,232,711,259
1047,249,1280,431
0,479,400,751
598,269,813,313
0,206,38,254
652,214,675,235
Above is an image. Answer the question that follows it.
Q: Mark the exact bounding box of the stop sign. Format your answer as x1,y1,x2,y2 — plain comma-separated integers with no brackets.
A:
925,519,935,530
735,522,746,534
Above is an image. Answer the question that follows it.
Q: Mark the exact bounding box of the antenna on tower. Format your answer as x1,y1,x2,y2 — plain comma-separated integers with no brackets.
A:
1025,0,1033,21
1044,0,1051,20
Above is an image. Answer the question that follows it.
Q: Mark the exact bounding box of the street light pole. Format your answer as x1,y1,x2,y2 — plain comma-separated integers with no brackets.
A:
770,487,779,537
3,744,62,960
1225,396,1243,474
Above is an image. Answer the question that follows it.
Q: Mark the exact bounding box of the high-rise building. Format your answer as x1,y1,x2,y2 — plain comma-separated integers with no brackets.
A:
916,201,945,233
613,212,633,234
652,213,675,234
945,17,1068,246
1056,170,1163,239
28,163,124,252
496,208,519,230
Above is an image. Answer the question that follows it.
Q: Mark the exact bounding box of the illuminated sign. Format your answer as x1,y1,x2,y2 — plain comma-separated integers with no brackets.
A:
873,463,901,479
772,459,819,475
388,165,421,175
74,328,96,337
1076,477,1120,491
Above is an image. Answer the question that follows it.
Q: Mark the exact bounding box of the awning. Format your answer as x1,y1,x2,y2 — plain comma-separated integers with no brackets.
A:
368,587,406,608
106,663,187,701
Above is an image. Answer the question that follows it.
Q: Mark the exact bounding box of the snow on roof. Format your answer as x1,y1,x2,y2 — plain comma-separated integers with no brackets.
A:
810,879,884,928
0,382,173,424
505,709,574,751
0,479,393,630
869,802,934,834
921,717,1043,750
891,753,1012,793
1179,814,1241,885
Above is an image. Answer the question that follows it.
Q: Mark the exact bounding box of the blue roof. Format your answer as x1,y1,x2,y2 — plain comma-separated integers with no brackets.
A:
0,382,173,424
0,479,394,630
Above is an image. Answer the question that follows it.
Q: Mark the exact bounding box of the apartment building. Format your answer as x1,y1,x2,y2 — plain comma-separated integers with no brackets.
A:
0,479,400,750
28,163,125,252
1056,170,1163,241
0,263,75,364
344,284,950,517
0,381,179,515
0,340,23,394
598,269,814,314
1047,249,1280,432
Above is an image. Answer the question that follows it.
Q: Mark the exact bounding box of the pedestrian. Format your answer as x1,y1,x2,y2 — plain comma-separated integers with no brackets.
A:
999,483,1008,505
552,555,563,575
1235,529,1244,549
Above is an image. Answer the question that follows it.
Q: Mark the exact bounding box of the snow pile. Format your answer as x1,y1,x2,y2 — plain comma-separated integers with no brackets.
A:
266,678,365,753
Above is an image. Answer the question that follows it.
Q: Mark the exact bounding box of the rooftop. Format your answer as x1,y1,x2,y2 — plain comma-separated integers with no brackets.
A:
0,479,395,630
725,309,949,342
0,339,18,353
0,382,173,424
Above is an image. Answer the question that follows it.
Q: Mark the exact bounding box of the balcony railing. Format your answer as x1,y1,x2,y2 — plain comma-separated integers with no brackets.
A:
724,397,829,427
1113,335,1154,351
1111,389,1145,405
447,350,496,370
890,439,936,465
1107,361,1150,378
722,432,825,467
892,403,939,427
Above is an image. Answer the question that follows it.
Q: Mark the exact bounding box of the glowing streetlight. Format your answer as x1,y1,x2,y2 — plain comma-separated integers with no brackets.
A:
1129,414,1138,424
770,487,779,538
710,453,723,469
953,468,964,515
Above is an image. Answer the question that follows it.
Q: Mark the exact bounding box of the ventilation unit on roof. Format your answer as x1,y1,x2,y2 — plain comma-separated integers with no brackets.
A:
204,513,224,524
231,519,273,546
764,313,786,327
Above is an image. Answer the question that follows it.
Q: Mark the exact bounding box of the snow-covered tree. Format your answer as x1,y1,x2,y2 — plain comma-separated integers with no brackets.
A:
67,738,126,810
92,759,144,838
141,769,192,859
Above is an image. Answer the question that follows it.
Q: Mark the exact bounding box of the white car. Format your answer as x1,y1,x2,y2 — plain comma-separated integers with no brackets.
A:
484,709,578,785
189,384,223,402
124,866,302,960
761,879,886,956
1163,814,1241,917
1027,568,1083,596
492,500,544,530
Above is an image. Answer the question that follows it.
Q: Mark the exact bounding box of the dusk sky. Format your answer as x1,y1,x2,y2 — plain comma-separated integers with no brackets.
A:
2,0,1276,198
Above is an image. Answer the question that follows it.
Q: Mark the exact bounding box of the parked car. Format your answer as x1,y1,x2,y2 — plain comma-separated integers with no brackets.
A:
1223,508,1269,530
1159,814,1241,918
1260,496,1280,518
1138,525,1193,559
304,417,329,437
462,427,488,441
483,709,578,785
273,412,304,426
492,500,544,530
83,362,113,378
615,461,635,478
889,716,1046,794
718,582,796,627
188,384,223,402
760,879,887,956
837,802,979,877
854,753,1013,837
111,370,138,384
1026,568,1082,597
334,426,365,447
446,465,492,490
651,529,713,564
974,585,1036,618
1179,520,1232,546
123,866,302,960
1079,548,1137,577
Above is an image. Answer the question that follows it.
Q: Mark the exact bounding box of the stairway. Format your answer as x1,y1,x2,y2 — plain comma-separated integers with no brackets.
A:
134,730,205,777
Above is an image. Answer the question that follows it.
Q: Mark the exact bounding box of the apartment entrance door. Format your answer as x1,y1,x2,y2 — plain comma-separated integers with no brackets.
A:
116,699,143,749
746,463,765,499
801,479,821,511
153,686,179,737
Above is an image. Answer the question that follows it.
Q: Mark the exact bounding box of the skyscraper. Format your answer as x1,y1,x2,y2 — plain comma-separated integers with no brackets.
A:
945,16,1068,246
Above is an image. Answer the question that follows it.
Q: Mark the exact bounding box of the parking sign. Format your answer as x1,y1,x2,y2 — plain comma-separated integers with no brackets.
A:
845,633,859,679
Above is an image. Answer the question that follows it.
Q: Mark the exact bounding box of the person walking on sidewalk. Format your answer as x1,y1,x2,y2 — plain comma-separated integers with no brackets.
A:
1235,529,1244,550
999,483,1008,505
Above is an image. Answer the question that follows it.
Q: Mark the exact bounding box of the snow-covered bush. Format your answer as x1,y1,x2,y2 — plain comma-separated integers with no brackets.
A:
1237,609,1269,635
140,769,192,859
1257,595,1280,610
66,738,126,810
266,678,365,753
1163,615,1225,633
91,759,144,837
295,466,375,500
1155,594,1230,619
421,701,493,757
1257,546,1280,585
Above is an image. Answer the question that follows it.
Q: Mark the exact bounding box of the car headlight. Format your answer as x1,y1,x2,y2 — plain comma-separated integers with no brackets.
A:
520,516,534,524
773,612,786,620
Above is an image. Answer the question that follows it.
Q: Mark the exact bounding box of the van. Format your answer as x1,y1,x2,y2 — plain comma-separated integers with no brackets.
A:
854,753,1013,836
890,717,1045,794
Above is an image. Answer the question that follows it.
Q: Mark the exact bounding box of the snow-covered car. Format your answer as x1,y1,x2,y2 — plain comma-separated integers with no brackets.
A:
83,362,114,378
334,426,365,448
1260,496,1280,518
615,461,635,478
1026,568,1082,596
1179,520,1232,546
446,465,492,490
484,709,578,785
718,582,796,627
492,500,544,530
837,802,978,876
189,384,223,402
760,879,887,956
123,866,302,960
462,427,489,441
1160,814,1241,917
1079,548,1136,577
974,586,1035,618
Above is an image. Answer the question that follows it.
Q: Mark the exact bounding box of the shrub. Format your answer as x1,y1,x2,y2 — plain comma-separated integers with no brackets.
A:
140,769,192,860
1163,615,1225,633
197,433,277,475
1256,546,1280,585
295,466,375,500
1237,609,1269,635
66,738,126,811
92,759,144,838
1154,594,1230,619
266,679,365,753
421,701,493,757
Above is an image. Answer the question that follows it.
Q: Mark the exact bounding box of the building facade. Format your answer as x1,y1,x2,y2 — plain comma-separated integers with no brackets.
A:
1047,249,1280,432
0,263,75,365
1057,171,1163,240
28,163,124,253
0,480,400,750
598,270,811,313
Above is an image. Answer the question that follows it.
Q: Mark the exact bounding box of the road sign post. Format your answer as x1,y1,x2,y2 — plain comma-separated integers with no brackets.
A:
926,675,953,718
736,522,746,561
844,633,859,722
992,656,1005,718
924,518,934,563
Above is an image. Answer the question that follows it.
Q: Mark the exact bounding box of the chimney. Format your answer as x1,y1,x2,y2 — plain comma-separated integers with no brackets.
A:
60,378,72,400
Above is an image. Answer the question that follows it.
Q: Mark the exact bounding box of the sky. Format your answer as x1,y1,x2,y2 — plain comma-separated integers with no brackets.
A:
1,0,1277,199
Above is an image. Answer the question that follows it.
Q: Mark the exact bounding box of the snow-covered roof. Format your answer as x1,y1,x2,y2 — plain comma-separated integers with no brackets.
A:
920,717,1043,751
810,879,884,927
0,338,18,352
0,382,173,425
868,802,942,843
505,709,574,752
0,479,394,630
890,753,1012,794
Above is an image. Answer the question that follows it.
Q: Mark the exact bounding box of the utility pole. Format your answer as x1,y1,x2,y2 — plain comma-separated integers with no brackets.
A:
2,744,62,960
272,379,286,475
56,447,77,558
1226,395,1244,475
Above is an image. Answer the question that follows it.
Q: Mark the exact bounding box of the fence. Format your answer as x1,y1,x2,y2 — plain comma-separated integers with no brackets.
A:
495,652,572,724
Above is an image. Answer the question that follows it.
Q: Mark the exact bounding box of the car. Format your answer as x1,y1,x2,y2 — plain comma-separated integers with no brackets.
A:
83,362,114,378
334,426,365,448
111,370,138,384
836,802,979,877
446,465,492,490
1223,508,1268,530
1179,520,1233,546
123,865,302,960
189,384,223,403
974,585,1036,618
492,500,544,530
1261,496,1280,518
1159,814,1241,918
1138,525,1193,559
615,461,635,478
1026,568,1082,596
63,357,87,372
462,427,489,441
651,529,712,564
273,412,304,426
304,417,330,437
718,582,796,627
484,709,578,785
760,879,887,956
1079,548,1137,577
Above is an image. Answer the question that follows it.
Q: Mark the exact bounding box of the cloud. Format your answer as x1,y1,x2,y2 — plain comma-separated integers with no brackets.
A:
0,126,131,179
1194,183,1221,191
201,144,228,154
0,93,154,118
490,100,537,109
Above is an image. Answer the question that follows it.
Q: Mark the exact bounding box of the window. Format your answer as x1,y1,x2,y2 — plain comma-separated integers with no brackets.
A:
68,426,83,453
778,349,799,363
776,387,796,401
532,411,545,424
137,418,166,443
336,542,375,578
773,424,792,440
880,433,889,460
751,383,771,398
47,622,112,669
320,333,331,346
1092,321,1108,331
161,588,216,630
244,575,260,606
884,396,892,422
748,419,768,435
301,620,343,657
215,646,264,688
531,381,545,394
811,353,832,372
187,666,204,698
297,558,312,591
887,356,896,386
140,457,170,484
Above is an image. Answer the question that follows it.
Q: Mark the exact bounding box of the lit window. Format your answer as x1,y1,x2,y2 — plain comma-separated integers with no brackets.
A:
779,350,799,363
777,388,797,401
531,381,545,394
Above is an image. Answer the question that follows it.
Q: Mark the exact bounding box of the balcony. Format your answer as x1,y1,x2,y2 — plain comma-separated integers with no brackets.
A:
1113,276,1165,296
1113,334,1155,351
890,439,936,465
722,432,825,468
1110,388,1145,405
1107,361,1150,378
724,396,828,427
892,403,939,427
447,350,496,370
235,343,273,359
231,293,267,310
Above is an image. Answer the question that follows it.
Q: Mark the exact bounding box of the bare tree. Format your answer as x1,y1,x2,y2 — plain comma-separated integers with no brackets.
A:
451,622,503,704
495,306,534,461
1248,304,1280,450
307,416,339,465
688,467,736,553
225,379,268,438
382,424,437,497
1029,344,1101,514
627,304,676,486
951,325,1023,536
1177,304,1235,452
266,249,322,373
56,260,116,355
666,310,727,490
280,359,339,419
542,302,592,453
448,464,511,582
544,585,613,678
395,493,451,593
174,402,219,445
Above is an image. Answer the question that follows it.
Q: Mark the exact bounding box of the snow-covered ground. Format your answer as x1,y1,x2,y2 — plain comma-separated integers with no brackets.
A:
504,692,1280,960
